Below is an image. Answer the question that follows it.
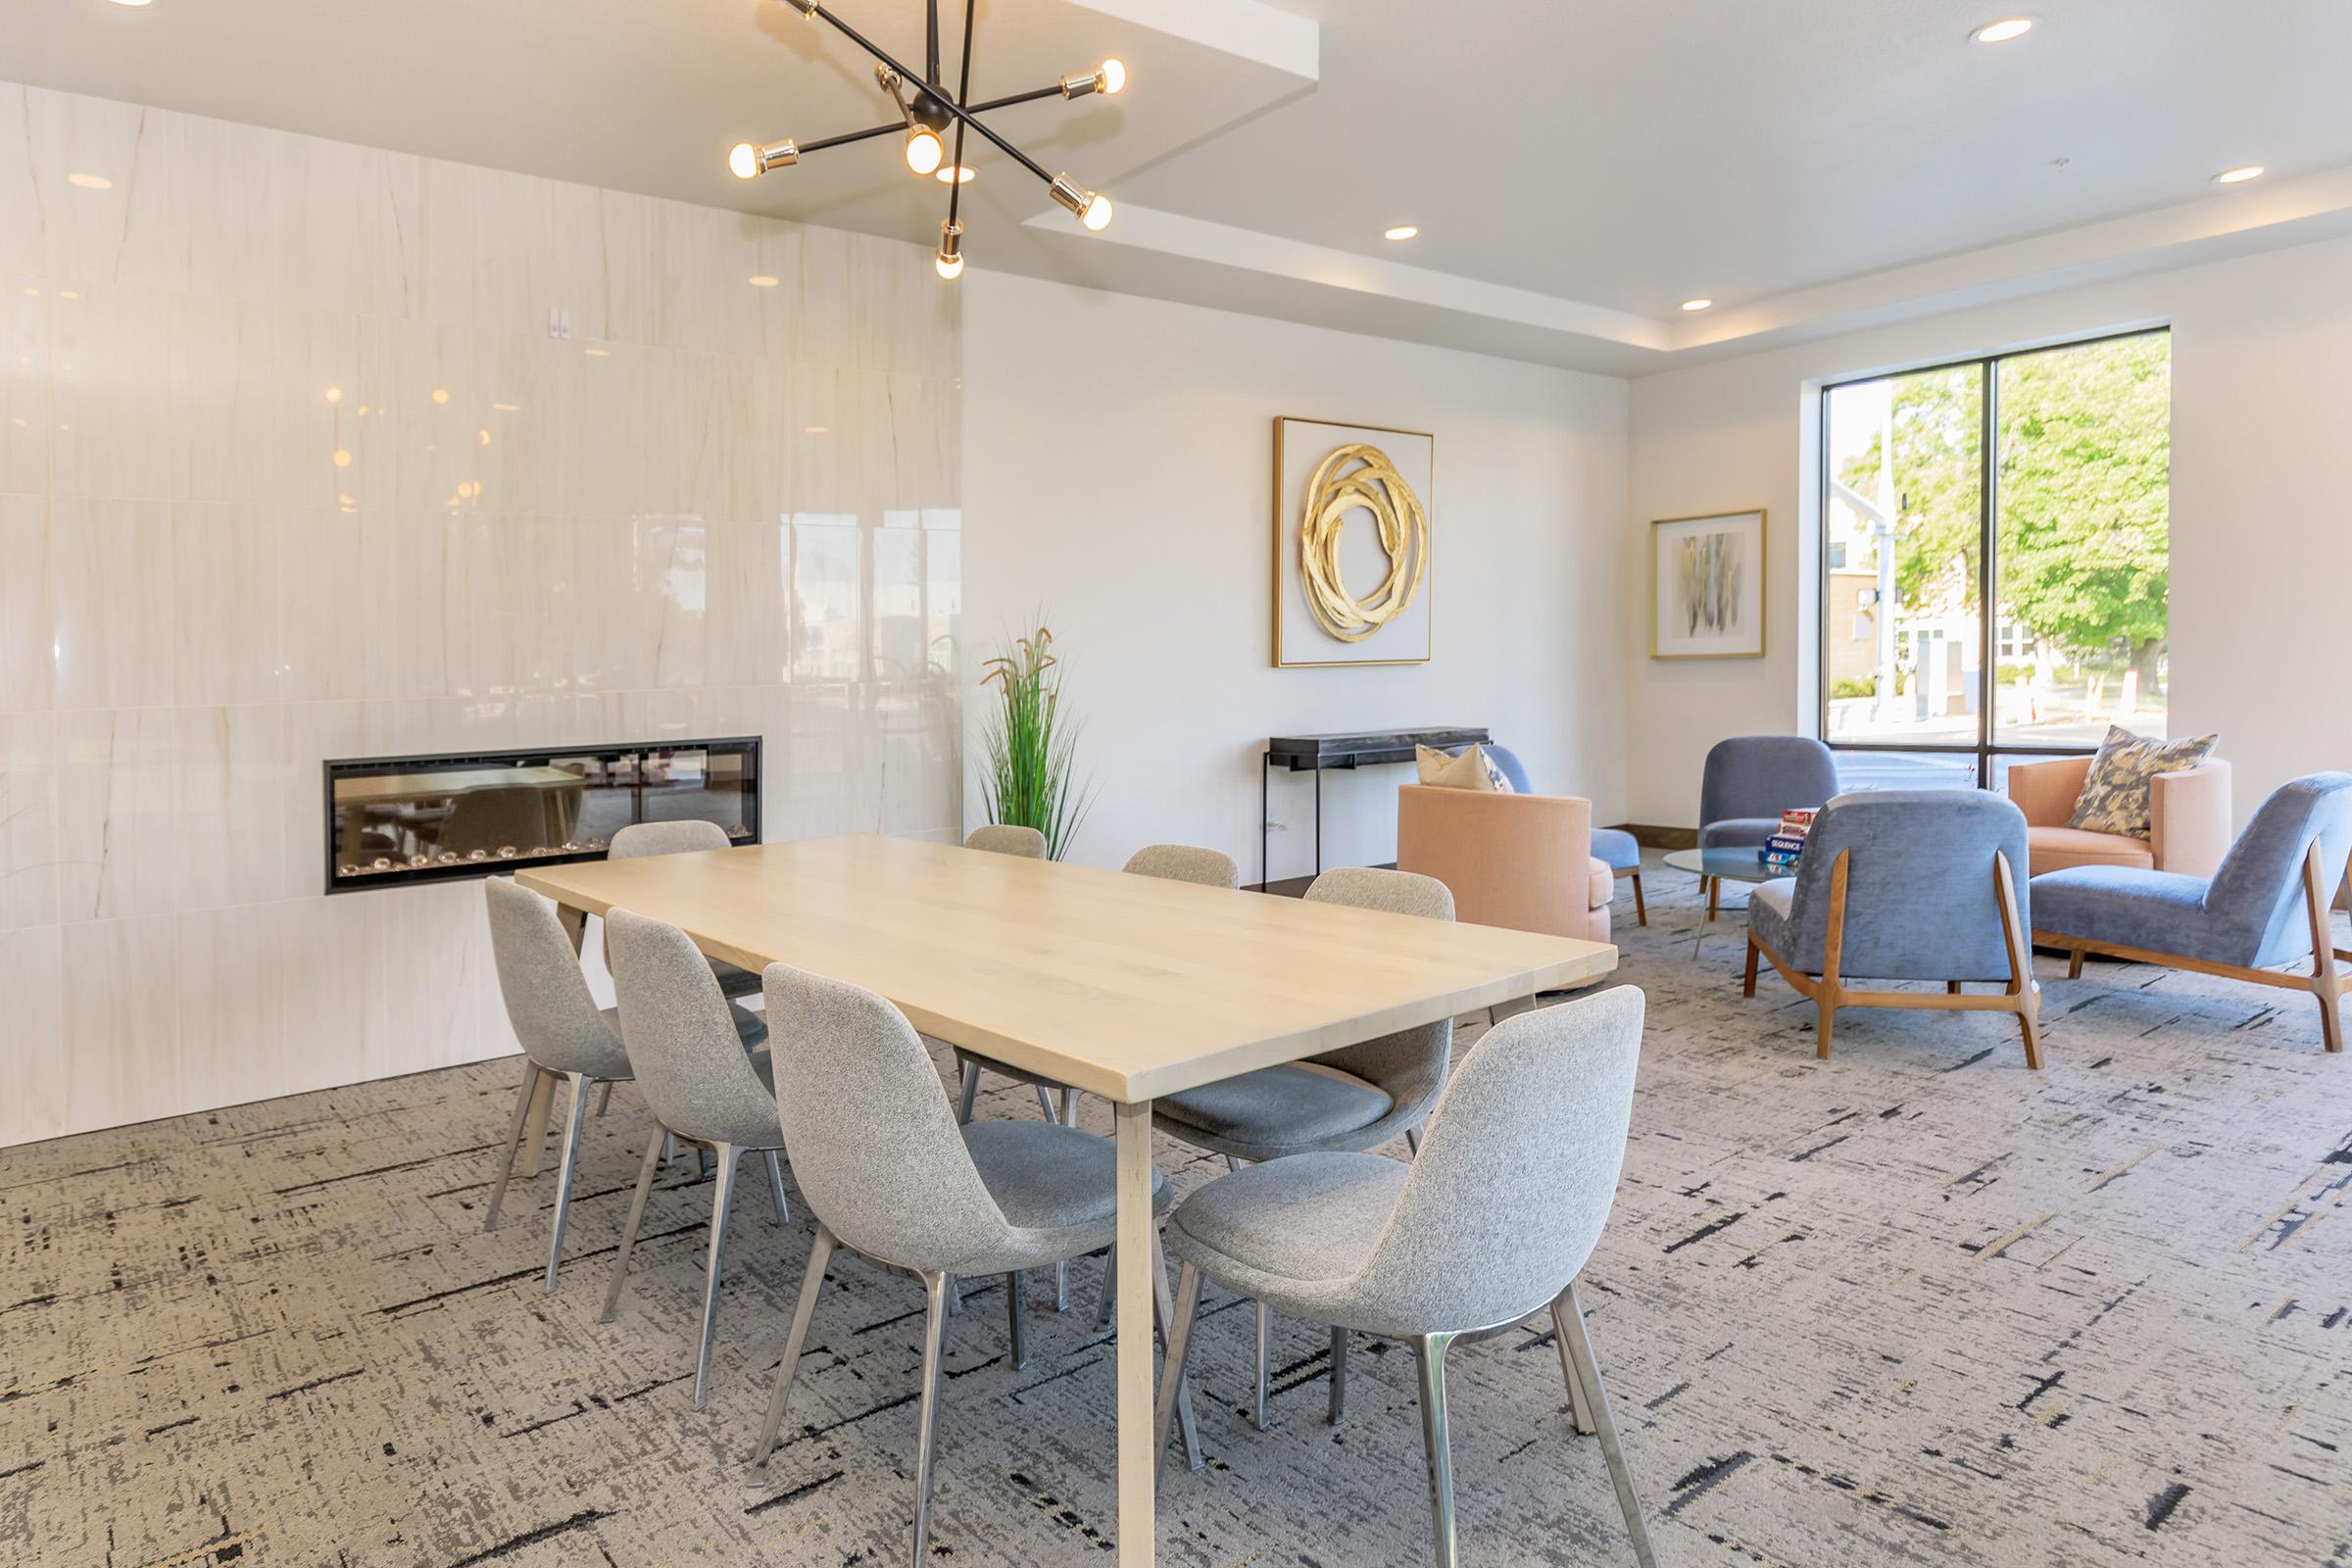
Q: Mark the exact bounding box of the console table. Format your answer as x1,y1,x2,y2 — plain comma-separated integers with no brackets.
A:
1260,725,1491,891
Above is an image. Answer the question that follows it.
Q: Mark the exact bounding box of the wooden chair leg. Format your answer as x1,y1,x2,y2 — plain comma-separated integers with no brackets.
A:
1994,851,2043,1070
1741,934,1759,999
1707,876,1721,921
1630,871,1647,927
2304,841,2346,1054
1815,851,1850,1060
2067,950,2084,980
1946,980,1962,995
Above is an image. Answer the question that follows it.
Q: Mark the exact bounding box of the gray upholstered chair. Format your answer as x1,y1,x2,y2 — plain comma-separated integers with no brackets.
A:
963,822,1047,858
1150,865,1455,1430
746,961,1200,1555
606,820,762,1001
1742,790,2041,1066
482,876,641,1294
2034,772,2352,1053
1155,985,1655,1568
1697,735,1840,916
1450,742,1645,925
600,908,796,1411
1120,843,1242,889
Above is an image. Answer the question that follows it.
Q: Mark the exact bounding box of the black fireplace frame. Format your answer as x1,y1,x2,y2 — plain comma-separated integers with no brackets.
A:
321,737,762,895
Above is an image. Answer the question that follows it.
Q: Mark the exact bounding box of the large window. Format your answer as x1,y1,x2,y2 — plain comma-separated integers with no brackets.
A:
1818,329,2171,787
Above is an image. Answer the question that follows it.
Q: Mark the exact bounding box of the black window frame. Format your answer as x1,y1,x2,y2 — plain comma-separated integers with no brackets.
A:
1813,324,2172,789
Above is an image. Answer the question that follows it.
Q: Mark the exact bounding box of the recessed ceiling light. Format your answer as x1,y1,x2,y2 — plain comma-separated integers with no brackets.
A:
2213,165,2265,184
1681,297,1714,313
803,425,830,435
749,274,779,287
1971,18,2034,43
67,172,113,190
1382,224,1419,242
936,164,977,184
109,0,153,7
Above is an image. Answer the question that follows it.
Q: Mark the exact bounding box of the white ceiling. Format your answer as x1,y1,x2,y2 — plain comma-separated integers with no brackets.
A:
9,0,2352,373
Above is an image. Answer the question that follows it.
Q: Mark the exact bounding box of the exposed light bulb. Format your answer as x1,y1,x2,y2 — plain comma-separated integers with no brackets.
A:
729,139,799,179
1051,172,1113,231
936,219,964,280
905,127,944,175
1082,193,1113,231
936,251,964,280
1099,58,1126,94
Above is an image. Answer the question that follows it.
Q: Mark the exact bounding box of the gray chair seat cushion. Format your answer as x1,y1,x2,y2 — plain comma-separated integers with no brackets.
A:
1167,1151,1411,1329
1591,826,1641,873
2030,865,2225,963
957,1119,1171,1274
1698,816,1781,850
1153,1062,1395,1158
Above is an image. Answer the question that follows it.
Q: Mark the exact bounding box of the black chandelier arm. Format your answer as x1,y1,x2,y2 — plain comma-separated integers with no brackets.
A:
947,0,975,230
808,2,1055,186
796,120,908,157
963,83,1067,115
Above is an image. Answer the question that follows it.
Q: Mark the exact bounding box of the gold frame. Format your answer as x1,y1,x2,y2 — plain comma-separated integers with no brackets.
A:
1649,509,1767,661
1273,416,1436,668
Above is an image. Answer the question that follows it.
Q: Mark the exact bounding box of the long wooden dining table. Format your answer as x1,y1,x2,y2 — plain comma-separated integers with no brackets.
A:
517,833,1617,1566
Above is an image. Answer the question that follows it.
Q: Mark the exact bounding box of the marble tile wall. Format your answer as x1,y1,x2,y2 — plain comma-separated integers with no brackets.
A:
0,83,963,1147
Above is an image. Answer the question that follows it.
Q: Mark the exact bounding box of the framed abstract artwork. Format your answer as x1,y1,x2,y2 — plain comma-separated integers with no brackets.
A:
1272,416,1435,667
1650,509,1766,660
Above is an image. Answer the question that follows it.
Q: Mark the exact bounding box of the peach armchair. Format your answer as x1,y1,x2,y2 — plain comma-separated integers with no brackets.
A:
1396,784,1612,949
2007,755,2232,878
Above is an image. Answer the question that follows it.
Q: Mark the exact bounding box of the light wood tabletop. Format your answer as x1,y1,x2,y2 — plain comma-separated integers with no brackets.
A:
515,833,1619,1568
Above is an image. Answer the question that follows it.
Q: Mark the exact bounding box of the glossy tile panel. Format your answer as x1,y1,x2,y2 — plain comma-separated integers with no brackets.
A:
0,82,962,1146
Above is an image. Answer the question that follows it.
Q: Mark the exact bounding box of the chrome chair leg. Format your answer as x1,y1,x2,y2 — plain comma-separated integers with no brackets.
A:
762,1149,792,1226
1153,1260,1203,1485
594,1080,614,1118
751,1224,838,1472
1149,1234,1202,1471
1006,1270,1029,1370
1054,1258,1070,1314
1329,1326,1348,1425
1060,1087,1081,1127
948,1278,963,1317
543,1072,593,1294
1034,1084,1060,1123
482,1059,542,1232
956,1060,980,1125
1092,1245,1116,1332
601,1125,666,1323
1554,1283,1659,1568
692,1143,741,1411
910,1271,953,1565
1254,1301,1272,1431
664,1131,678,1170
1405,1125,1422,1157
1552,1287,1595,1436
1413,1332,1460,1568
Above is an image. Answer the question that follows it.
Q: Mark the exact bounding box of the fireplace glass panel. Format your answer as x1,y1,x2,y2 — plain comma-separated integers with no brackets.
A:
325,738,760,893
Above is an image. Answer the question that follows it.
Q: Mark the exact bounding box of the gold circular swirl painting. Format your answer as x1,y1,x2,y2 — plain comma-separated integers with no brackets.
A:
1298,442,1430,643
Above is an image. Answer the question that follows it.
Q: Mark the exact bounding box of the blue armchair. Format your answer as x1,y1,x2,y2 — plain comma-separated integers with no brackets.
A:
1448,742,1645,924
1697,735,1841,919
1742,790,2041,1066
2033,772,2352,1054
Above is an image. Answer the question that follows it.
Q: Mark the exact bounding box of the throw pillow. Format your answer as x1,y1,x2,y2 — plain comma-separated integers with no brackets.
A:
2068,726,2218,840
1416,744,1514,794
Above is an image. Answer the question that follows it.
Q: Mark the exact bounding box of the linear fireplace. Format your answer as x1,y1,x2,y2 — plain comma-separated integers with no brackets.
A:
323,738,761,894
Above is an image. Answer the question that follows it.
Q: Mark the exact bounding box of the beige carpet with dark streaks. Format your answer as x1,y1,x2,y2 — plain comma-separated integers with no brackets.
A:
3,863,2349,1566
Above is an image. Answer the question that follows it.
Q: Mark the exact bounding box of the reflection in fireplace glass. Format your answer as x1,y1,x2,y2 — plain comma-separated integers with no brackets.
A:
324,739,760,893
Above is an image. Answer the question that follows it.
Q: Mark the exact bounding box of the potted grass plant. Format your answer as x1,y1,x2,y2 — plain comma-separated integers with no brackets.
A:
977,622,1096,860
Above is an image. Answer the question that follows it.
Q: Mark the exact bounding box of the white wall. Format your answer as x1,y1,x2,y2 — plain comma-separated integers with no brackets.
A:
1624,230,2352,829
0,84,960,1148
962,270,1629,883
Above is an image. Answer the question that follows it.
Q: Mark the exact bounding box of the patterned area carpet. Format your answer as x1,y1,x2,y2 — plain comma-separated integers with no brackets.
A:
4,865,2350,1567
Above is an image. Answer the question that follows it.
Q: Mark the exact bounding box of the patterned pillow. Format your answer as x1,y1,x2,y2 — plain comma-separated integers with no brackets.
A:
1415,744,1514,794
2068,726,2218,839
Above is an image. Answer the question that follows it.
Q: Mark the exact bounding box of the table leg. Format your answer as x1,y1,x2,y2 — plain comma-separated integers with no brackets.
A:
523,904,590,1177
1114,1101,1156,1568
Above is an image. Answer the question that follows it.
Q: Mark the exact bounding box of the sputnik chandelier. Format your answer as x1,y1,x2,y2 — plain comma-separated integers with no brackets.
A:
729,0,1126,280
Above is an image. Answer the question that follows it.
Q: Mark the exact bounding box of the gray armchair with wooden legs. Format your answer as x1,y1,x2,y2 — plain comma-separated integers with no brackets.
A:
1741,790,2043,1067
2033,772,2352,1053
